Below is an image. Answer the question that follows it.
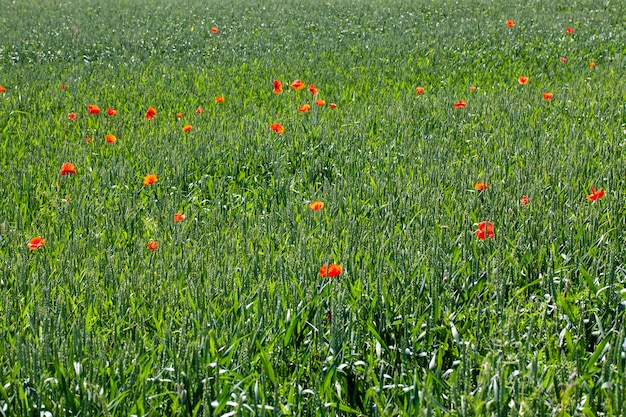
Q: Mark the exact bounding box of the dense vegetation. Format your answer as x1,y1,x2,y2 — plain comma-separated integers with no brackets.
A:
1,0,626,415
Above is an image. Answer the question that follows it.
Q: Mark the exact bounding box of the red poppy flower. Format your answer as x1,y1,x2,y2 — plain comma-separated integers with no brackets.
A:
298,104,311,113
586,187,605,201
329,103,337,109
469,85,476,91
309,201,324,210
308,84,318,95
211,27,218,34
475,221,495,239
518,76,529,85
520,195,529,205
454,99,467,108
589,62,596,69
214,95,224,103
177,112,183,119
143,174,158,186
27,237,46,250
565,27,574,34
85,137,92,143
474,182,489,191
542,92,553,101
105,134,116,143
196,107,203,114
60,162,76,176
67,112,76,121
273,80,283,94
61,83,65,90
291,79,305,90
315,99,326,107
174,213,186,222
506,20,515,28
88,105,101,115
560,57,567,63
107,108,117,116
319,264,342,277
415,87,425,95
183,124,192,132
270,123,284,135
0,86,5,93
145,106,157,120
147,241,159,251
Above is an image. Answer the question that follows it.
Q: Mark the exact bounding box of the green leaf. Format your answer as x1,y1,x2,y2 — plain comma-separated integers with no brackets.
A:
337,403,362,414
366,322,392,356
256,341,276,388
579,265,598,294
585,337,610,375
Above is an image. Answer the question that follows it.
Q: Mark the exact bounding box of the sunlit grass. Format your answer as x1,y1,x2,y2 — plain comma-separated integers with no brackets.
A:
1,0,626,415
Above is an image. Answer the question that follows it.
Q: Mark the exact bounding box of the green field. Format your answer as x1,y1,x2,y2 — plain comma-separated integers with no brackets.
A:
1,0,626,415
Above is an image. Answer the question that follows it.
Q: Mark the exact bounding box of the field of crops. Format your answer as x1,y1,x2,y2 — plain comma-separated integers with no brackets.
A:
1,0,626,415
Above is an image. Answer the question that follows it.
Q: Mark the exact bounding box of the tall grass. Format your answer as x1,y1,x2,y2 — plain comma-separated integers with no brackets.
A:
1,0,625,415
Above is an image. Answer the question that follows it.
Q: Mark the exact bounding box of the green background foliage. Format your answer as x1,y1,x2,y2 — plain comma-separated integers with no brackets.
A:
1,0,626,415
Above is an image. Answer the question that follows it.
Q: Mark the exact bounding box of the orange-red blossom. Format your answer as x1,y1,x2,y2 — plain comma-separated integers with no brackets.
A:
145,106,157,119
320,264,342,277
143,174,158,186
60,162,76,175
475,222,495,240
27,237,46,250
309,201,324,210
273,80,283,94
586,187,605,201
291,80,305,90
474,182,489,191
270,123,284,135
